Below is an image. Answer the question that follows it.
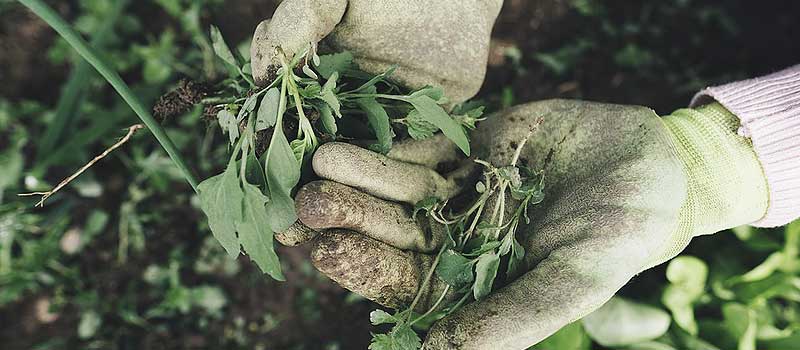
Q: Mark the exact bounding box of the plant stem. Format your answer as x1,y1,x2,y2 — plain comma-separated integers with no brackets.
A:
407,243,447,322
19,0,199,192
411,285,450,325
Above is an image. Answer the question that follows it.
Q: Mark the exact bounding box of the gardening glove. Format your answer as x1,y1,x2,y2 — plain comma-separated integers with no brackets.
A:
250,0,503,104
284,99,770,349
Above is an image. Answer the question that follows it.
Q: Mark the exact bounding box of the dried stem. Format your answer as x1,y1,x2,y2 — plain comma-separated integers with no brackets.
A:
19,124,144,207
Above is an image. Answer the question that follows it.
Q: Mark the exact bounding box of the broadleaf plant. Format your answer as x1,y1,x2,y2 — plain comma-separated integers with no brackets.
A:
198,27,482,277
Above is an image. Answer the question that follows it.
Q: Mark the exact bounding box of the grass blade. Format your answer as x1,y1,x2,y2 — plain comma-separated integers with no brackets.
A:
19,0,199,191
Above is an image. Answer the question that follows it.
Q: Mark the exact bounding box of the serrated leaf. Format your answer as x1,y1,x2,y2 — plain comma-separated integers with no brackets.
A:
369,323,422,350
209,25,237,67
436,250,475,288
237,182,284,280
404,109,439,140
264,119,300,232
256,88,280,131
403,95,470,156
356,96,393,154
316,51,354,79
197,161,243,258
473,252,499,300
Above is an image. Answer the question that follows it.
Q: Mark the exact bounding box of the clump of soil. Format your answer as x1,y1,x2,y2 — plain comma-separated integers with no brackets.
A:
152,79,208,122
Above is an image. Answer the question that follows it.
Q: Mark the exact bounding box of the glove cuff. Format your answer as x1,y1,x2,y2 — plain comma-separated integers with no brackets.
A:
691,65,800,227
647,103,768,268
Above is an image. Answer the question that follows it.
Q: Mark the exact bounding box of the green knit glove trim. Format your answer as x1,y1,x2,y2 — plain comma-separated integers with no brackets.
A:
645,103,769,269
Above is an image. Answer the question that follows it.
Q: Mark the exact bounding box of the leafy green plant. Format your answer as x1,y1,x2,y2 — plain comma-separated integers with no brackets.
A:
369,135,545,349
197,28,483,278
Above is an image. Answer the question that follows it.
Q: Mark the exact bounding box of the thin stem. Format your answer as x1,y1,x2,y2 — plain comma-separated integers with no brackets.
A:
411,285,451,325
19,0,199,192
407,243,447,323
19,125,144,206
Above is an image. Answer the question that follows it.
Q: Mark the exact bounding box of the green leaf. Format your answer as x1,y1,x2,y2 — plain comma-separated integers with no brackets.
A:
351,65,397,94
237,182,285,280
316,51,354,79
290,139,307,164
356,96,393,154
209,25,237,67
662,256,707,335
409,86,445,102
722,303,756,350
217,109,239,145
473,252,499,300
582,297,671,347
369,323,422,350
403,95,470,156
256,87,280,132
436,250,475,288
263,120,300,232
236,93,259,121
317,102,337,135
412,197,439,219
404,109,439,140
197,161,243,258
369,309,397,325
319,71,341,117
530,321,590,350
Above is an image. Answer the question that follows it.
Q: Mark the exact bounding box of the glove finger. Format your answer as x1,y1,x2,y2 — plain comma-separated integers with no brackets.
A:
386,134,463,170
250,0,347,85
296,180,445,252
274,221,317,246
312,142,460,204
310,229,451,311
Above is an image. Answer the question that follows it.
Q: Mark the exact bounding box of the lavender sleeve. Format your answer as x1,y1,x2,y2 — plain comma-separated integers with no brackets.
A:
691,64,800,227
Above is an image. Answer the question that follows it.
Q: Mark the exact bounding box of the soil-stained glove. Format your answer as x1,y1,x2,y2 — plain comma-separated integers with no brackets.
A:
250,0,503,104
286,99,769,349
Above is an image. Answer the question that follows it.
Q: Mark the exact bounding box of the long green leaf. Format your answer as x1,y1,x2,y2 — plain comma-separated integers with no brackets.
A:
19,0,199,191
37,0,129,159
356,97,392,154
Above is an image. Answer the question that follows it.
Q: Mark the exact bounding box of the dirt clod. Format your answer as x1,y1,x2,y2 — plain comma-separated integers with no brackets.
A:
152,79,208,122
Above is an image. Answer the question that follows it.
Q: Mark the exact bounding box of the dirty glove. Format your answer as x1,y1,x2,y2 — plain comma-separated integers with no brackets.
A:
250,0,502,104
286,99,769,349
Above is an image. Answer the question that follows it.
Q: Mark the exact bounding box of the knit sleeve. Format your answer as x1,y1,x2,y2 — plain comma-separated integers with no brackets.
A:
691,64,800,227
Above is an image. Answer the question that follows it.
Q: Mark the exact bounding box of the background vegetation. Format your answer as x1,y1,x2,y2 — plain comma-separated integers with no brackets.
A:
1,0,798,349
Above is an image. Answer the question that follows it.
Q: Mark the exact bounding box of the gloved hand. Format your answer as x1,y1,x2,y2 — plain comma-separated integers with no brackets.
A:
283,99,769,349
249,0,502,104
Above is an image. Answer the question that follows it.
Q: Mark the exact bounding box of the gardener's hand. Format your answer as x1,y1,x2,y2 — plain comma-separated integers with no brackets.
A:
250,0,502,104
289,99,769,349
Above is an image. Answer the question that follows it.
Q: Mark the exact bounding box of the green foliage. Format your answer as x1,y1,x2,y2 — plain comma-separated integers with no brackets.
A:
581,297,671,347
199,31,479,277
370,140,547,348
